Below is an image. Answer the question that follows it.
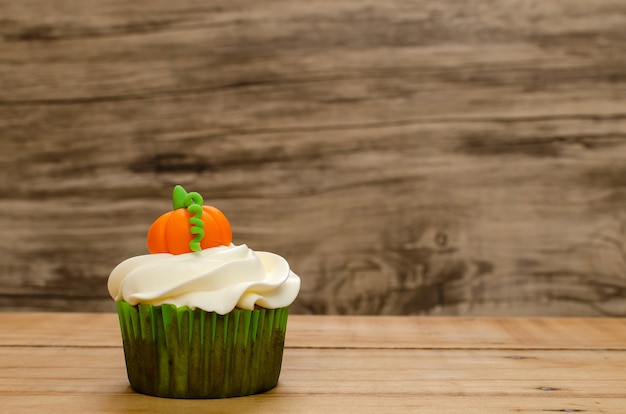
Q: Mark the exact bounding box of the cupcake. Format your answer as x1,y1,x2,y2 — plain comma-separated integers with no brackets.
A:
107,185,300,398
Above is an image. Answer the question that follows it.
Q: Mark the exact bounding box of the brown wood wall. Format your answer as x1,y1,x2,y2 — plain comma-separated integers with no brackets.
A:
1,0,626,315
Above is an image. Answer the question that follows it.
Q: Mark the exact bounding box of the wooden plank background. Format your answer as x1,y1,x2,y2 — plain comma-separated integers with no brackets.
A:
1,0,625,315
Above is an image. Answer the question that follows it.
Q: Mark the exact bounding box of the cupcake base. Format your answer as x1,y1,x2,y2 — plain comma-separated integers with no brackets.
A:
116,301,289,398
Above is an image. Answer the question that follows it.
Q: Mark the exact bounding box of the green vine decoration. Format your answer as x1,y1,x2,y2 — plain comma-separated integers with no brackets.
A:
172,185,205,252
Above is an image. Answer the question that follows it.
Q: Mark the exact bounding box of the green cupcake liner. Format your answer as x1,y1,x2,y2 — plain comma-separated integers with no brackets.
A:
115,301,290,398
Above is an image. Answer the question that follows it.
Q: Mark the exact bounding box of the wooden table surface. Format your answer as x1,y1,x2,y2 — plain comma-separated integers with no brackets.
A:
1,313,625,413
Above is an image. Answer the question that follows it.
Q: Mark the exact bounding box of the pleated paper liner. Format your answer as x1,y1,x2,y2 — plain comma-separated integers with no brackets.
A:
116,301,290,398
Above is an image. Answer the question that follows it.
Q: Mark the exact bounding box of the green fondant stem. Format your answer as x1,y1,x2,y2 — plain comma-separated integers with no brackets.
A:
171,185,207,252
173,185,188,210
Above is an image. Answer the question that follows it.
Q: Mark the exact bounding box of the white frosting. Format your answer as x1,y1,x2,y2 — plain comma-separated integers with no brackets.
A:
108,244,300,314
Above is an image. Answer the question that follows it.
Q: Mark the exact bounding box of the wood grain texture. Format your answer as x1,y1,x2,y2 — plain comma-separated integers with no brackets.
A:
1,314,625,413
1,0,626,314
3,313,626,350
2,348,626,413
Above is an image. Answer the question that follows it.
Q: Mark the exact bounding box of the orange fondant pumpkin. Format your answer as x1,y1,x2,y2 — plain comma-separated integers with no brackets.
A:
147,204,232,255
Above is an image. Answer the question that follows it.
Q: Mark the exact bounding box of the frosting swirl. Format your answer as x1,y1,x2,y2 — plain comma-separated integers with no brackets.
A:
108,244,300,314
